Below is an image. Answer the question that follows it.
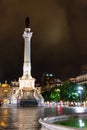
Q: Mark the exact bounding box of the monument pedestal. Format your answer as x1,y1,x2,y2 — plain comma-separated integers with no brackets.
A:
20,99,38,107
19,90,38,106
19,76,38,106
20,93,38,106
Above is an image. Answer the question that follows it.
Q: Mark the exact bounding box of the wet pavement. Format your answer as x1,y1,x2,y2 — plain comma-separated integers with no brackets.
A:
0,105,62,130
0,105,41,130
0,105,87,130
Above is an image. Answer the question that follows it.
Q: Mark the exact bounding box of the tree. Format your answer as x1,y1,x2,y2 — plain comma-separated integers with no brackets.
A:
59,80,79,102
42,80,87,102
42,85,60,102
50,88,60,102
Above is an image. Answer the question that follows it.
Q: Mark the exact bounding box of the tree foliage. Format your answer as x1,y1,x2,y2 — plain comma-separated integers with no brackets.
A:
59,80,78,101
42,80,87,102
42,86,60,102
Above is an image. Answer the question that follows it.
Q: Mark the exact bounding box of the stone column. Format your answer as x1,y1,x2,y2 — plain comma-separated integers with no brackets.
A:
23,28,32,78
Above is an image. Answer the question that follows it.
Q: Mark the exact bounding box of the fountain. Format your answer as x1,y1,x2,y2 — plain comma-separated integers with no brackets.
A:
39,115,87,130
39,107,87,130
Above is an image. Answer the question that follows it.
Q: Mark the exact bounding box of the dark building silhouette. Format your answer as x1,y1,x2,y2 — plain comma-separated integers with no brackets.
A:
81,65,87,74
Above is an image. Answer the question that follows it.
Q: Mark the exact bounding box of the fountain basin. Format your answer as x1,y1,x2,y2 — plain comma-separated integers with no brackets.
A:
39,114,87,130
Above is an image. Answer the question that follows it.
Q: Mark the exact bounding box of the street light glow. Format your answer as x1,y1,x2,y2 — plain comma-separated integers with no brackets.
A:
78,86,83,90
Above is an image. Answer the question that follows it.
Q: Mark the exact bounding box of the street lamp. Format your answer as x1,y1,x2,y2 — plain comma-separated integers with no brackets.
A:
78,86,83,103
78,90,81,101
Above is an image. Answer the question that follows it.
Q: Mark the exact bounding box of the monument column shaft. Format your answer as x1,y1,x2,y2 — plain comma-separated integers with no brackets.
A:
19,19,35,91
24,38,31,63
23,28,32,77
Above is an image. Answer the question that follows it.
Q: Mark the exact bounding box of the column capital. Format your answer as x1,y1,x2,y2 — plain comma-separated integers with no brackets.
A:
23,29,33,38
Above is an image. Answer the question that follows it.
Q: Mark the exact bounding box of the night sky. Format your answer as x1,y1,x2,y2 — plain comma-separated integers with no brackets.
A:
0,0,87,82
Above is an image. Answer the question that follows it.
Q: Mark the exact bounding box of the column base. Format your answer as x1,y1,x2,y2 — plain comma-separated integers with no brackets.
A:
20,99,38,107
20,90,38,106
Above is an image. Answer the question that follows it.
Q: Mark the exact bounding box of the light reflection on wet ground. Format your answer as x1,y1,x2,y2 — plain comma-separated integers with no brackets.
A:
0,105,87,130
0,105,42,130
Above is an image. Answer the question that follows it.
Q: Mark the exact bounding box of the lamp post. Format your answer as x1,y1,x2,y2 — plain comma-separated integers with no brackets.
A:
78,90,81,102
78,86,83,103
